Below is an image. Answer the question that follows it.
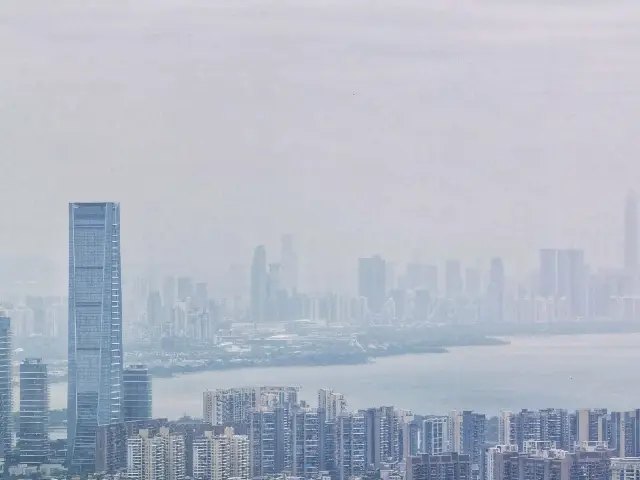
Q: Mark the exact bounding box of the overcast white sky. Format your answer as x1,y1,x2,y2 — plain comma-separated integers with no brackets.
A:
1,0,640,293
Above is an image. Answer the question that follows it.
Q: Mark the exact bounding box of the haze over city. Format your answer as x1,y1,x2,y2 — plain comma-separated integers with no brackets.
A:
3,0,640,296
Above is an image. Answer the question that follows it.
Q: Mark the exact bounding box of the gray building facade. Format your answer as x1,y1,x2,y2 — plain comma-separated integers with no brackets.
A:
123,365,152,422
19,358,49,465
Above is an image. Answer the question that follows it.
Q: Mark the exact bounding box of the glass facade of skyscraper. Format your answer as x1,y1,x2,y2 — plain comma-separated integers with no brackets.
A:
67,202,123,471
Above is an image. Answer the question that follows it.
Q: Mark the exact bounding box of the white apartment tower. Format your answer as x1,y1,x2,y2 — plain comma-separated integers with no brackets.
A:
127,428,186,480
318,389,347,421
203,386,299,425
193,427,250,480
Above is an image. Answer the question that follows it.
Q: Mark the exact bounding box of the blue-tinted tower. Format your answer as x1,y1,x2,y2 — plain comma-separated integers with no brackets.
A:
67,202,123,471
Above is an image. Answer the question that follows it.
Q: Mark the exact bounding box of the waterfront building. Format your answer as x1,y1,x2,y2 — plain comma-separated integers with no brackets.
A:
123,365,152,422
68,202,124,471
0,316,11,458
406,452,471,480
19,358,49,465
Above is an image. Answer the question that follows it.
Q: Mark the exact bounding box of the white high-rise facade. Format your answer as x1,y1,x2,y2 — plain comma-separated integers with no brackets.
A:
193,428,250,480
127,428,186,480
318,389,347,421
68,202,123,471
203,386,299,425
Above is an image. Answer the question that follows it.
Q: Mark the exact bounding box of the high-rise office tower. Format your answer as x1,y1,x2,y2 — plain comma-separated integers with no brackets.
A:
250,246,268,323
539,249,558,298
0,316,12,458
358,255,387,314
445,260,463,298
123,365,152,422
193,427,250,480
625,190,638,271
281,234,298,293
19,358,49,465
68,202,124,471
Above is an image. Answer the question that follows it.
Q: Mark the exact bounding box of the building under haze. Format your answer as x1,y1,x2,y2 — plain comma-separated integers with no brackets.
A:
67,202,124,472
251,245,268,323
625,191,638,273
358,255,387,315
123,365,152,422
19,358,49,465
445,260,464,298
0,316,11,458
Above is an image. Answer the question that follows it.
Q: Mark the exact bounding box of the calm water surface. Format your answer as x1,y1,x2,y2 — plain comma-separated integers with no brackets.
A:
45,333,639,417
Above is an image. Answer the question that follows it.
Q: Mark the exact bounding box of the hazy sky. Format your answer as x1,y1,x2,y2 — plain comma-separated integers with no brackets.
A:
1,0,640,292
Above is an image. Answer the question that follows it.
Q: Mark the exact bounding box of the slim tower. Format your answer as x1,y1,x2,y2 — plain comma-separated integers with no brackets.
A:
0,316,11,459
68,202,124,471
19,358,49,465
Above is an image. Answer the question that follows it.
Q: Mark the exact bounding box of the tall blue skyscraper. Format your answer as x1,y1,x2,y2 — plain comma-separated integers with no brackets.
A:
0,316,12,459
67,203,123,471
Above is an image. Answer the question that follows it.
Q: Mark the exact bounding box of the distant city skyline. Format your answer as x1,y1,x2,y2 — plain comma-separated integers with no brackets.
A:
3,0,640,294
